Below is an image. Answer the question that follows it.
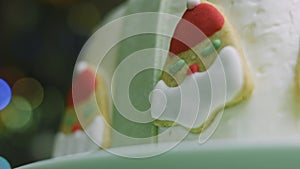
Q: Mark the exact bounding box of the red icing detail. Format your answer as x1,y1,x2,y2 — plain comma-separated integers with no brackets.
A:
69,69,97,107
71,123,82,133
169,3,225,56
187,64,200,76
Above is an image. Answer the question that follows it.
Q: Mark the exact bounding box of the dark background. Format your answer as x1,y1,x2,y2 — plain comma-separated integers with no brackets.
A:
0,0,125,167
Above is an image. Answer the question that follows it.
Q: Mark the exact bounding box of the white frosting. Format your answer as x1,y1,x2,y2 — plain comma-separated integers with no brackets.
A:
187,0,201,10
210,0,300,140
85,116,105,146
151,46,244,129
157,0,300,142
53,116,104,157
75,61,89,74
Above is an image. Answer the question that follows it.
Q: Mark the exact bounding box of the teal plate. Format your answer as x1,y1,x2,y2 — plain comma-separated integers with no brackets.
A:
17,141,300,169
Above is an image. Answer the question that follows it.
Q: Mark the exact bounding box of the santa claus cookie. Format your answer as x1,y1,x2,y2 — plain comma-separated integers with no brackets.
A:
150,0,254,133
53,62,111,157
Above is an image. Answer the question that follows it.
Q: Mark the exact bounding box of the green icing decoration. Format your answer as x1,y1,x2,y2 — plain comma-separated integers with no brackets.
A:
201,39,222,56
65,114,76,126
201,45,215,56
169,59,186,74
213,39,221,50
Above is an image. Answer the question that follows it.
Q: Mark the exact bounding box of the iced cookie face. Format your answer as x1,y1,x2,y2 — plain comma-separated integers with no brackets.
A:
160,2,245,87
53,64,111,157
61,67,109,134
151,1,254,133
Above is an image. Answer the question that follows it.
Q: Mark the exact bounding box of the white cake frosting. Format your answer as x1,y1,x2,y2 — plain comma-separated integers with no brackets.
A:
151,46,244,129
212,0,300,140
157,0,300,142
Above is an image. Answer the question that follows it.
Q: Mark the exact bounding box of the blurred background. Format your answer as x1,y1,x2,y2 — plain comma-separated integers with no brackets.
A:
0,0,125,167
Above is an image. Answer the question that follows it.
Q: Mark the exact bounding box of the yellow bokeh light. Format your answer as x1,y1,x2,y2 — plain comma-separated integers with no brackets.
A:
12,78,44,110
0,96,33,131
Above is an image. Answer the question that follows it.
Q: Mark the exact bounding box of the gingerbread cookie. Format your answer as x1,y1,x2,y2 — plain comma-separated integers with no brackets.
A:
150,0,254,133
53,62,111,157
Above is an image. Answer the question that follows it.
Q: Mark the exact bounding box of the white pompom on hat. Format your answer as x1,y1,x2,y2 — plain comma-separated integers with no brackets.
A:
187,0,201,9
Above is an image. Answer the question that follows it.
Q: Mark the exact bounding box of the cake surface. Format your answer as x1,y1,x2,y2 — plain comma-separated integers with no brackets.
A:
207,0,300,140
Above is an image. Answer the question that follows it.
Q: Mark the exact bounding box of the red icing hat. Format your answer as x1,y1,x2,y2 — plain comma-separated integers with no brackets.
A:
67,68,97,107
169,3,225,56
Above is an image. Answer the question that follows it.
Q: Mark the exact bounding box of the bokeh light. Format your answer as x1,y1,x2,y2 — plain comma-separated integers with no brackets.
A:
0,157,11,169
67,2,101,36
12,78,44,110
0,96,33,131
0,79,12,111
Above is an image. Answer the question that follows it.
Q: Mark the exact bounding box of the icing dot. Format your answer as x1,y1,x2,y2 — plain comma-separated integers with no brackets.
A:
201,45,215,56
187,0,201,10
187,64,200,76
71,123,82,133
213,39,222,50
0,157,11,169
0,79,11,111
169,59,186,74
201,39,222,56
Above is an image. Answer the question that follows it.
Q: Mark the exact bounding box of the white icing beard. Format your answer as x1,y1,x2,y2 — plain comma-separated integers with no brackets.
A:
151,46,244,129
53,116,104,157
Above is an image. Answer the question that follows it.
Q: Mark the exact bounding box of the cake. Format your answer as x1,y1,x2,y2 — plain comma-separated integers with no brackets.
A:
52,0,300,157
